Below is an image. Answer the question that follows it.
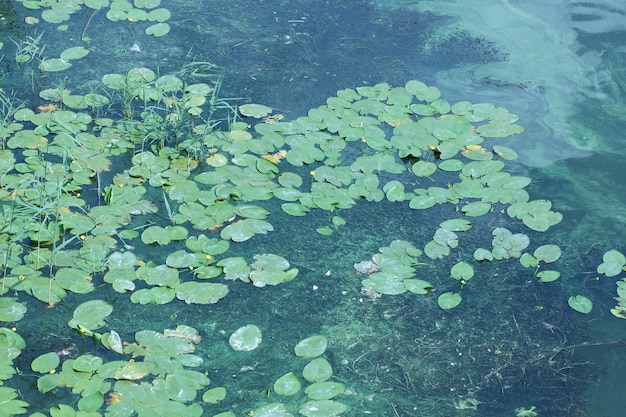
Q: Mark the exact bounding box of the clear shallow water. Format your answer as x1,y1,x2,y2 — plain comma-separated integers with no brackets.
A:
2,1,625,416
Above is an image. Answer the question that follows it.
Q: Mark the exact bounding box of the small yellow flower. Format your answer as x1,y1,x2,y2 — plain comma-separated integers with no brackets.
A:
18,275,25,281
310,170,315,176
49,369,56,374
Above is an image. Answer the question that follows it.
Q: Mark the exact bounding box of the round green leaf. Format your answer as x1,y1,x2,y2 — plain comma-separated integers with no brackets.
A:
239,104,272,118
229,325,262,351
31,352,60,373
202,387,226,404
473,248,494,261
533,244,562,263
299,400,347,417
437,292,462,309
73,354,103,372
77,392,104,412
439,218,472,232
302,358,333,383
304,382,345,400
141,225,171,245
155,74,182,92
332,216,346,227
60,46,89,61
520,253,539,268
148,8,171,22
438,159,464,171
146,22,170,37
403,279,433,294
274,372,301,396
412,160,436,177
383,180,405,202
295,335,328,358
316,226,333,236
493,145,518,160
220,219,273,242
0,298,27,322
39,58,72,72
536,270,560,282
68,300,113,331
424,240,450,259
597,250,626,277
450,262,474,280
362,273,407,295
41,9,69,23
37,373,60,394
461,201,491,217
409,195,437,210
176,282,229,304
568,295,592,314
135,0,161,7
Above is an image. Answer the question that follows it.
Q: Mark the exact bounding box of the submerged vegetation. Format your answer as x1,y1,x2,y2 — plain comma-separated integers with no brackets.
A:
0,1,623,416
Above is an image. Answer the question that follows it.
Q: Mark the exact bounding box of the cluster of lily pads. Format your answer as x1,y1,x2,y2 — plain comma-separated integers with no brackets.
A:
596,249,626,318
17,0,172,39
227,331,348,417
0,1,618,416
0,64,577,415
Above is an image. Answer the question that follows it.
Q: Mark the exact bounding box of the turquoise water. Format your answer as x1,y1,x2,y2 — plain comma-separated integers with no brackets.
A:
1,1,625,416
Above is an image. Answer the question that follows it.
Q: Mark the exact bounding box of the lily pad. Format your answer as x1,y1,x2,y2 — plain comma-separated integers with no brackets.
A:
145,22,170,37
0,298,27,322
536,270,560,283
202,387,227,404
249,403,293,417
450,262,474,280
362,272,407,295
73,354,103,372
403,279,433,294
412,160,436,177
597,249,626,277
294,335,328,358
31,352,60,373
274,372,301,396
302,358,333,383
533,244,562,263
229,324,262,351
60,46,89,61
68,300,113,331
239,103,272,118
304,382,345,400
176,282,229,304
299,400,347,417
39,58,72,72
474,248,494,261
437,292,462,309
220,219,273,242
148,8,171,22
135,0,161,7
568,295,592,314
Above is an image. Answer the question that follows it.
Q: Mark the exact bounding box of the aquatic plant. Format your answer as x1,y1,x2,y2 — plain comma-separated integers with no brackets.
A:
0,1,612,416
